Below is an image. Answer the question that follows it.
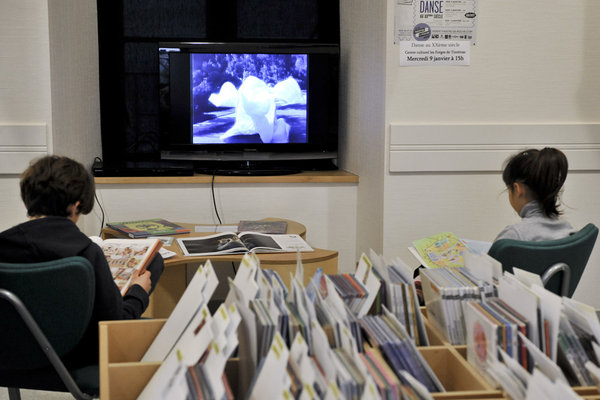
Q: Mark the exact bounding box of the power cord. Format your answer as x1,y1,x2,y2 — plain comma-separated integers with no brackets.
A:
210,173,236,274
93,157,106,236
211,173,222,224
95,192,105,237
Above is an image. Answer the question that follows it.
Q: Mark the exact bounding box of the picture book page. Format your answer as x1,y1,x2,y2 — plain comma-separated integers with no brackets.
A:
177,232,248,256
100,238,161,294
412,232,468,268
239,233,314,252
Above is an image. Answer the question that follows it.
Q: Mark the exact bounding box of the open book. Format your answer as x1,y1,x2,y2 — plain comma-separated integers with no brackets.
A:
176,232,313,256
409,232,492,269
90,237,163,295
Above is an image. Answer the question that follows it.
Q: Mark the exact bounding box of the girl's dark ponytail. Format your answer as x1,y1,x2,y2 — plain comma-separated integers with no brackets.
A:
502,147,568,217
532,148,568,217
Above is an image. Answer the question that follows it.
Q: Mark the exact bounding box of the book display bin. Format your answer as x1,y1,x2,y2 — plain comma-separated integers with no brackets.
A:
99,316,476,399
420,308,600,400
99,309,600,399
100,314,600,399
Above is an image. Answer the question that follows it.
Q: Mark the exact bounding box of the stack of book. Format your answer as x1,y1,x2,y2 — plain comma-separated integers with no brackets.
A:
359,310,444,393
423,262,600,399
137,260,239,399
116,250,600,400
368,250,429,346
419,266,495,345
133,252,451,399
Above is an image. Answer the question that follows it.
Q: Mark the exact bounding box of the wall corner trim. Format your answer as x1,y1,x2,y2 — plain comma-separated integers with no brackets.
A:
389,124,600,172
0,124,48,174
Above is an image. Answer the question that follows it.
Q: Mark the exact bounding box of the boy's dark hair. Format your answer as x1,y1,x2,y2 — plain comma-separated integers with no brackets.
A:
502,147,568,218
20,155,95,217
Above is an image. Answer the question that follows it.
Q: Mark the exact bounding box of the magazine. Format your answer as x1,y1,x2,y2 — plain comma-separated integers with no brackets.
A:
106,218,191,238
90,237,163,295
236,220,288,234
176,232,313,256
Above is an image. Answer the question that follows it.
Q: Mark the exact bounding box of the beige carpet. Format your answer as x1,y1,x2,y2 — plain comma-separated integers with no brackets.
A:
0,388,74,400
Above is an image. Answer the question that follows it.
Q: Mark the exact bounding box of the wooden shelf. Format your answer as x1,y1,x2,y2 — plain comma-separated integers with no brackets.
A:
94,169,358,185
99,320,501,400
99,293,600,400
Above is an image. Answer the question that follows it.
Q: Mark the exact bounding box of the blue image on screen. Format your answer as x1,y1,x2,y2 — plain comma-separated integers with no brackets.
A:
190,53,308,144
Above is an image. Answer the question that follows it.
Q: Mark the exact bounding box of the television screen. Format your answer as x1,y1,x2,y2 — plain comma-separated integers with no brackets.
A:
159,42,339,174
190,53,308,145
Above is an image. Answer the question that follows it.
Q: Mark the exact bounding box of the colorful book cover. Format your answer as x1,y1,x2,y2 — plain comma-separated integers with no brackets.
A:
412,232,468,269
107,218,191,238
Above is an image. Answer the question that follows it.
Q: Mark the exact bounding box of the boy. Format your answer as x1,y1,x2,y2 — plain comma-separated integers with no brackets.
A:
0,155,163,366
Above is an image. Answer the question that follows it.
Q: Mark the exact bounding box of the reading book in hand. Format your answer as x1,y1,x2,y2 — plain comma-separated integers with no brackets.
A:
107,218,191,238
97,238,162,295
177,232,313,256
410,232,469,269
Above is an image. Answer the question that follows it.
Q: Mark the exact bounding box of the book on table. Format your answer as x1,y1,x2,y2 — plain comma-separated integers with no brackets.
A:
236,220,288,234
177,232,313,256
90,236,162,295
106,218,191,238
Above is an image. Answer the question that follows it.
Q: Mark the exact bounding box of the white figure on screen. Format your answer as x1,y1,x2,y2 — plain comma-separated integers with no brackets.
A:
207,81,238,108
208,76,303,143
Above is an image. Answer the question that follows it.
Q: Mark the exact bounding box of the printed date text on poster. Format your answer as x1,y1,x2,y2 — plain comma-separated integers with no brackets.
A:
399,40,470,66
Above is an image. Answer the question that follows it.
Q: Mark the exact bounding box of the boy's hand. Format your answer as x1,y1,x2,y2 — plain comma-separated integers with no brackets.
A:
130,269,152,294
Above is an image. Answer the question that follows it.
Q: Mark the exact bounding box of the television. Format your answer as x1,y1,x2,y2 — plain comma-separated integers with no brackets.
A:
158,42,340,175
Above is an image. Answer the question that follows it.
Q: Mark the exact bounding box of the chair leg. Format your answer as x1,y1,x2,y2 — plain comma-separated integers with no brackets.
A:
7,387,22,400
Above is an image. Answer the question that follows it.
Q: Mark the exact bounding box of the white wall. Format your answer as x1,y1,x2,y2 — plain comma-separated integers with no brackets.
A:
0,1,52,230
91,183,358,272
3,0,600,307
382,0,600,306
47,0,102,166
0,0,101,231
339,0,387,257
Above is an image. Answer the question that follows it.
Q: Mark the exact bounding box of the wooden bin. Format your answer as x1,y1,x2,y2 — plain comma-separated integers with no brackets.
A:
421,307,467,357
99,319,240,400
420,307,600,399
420,346,503,399
99,319,166,400
100,319,505,399
573,386,600,399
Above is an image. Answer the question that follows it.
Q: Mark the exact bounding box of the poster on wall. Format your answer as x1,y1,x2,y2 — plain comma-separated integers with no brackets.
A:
394,0,477,66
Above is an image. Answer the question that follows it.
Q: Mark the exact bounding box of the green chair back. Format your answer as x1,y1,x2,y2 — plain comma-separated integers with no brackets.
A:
488,223,598,297
0,256,95,370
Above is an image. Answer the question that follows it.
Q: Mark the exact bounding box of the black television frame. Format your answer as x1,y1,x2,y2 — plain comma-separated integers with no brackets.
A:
158,41,340,175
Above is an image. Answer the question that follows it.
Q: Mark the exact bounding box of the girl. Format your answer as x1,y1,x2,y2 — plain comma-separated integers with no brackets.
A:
495,147,575,241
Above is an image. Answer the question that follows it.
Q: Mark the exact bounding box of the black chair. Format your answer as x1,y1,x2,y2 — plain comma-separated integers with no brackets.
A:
0,256,99,399
488,223,599,297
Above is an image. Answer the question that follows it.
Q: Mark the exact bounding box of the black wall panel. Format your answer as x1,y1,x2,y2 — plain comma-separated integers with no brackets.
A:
97,0,340,164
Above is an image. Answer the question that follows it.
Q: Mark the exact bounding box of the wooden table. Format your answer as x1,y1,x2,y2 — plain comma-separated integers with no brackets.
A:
102,218,338,317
